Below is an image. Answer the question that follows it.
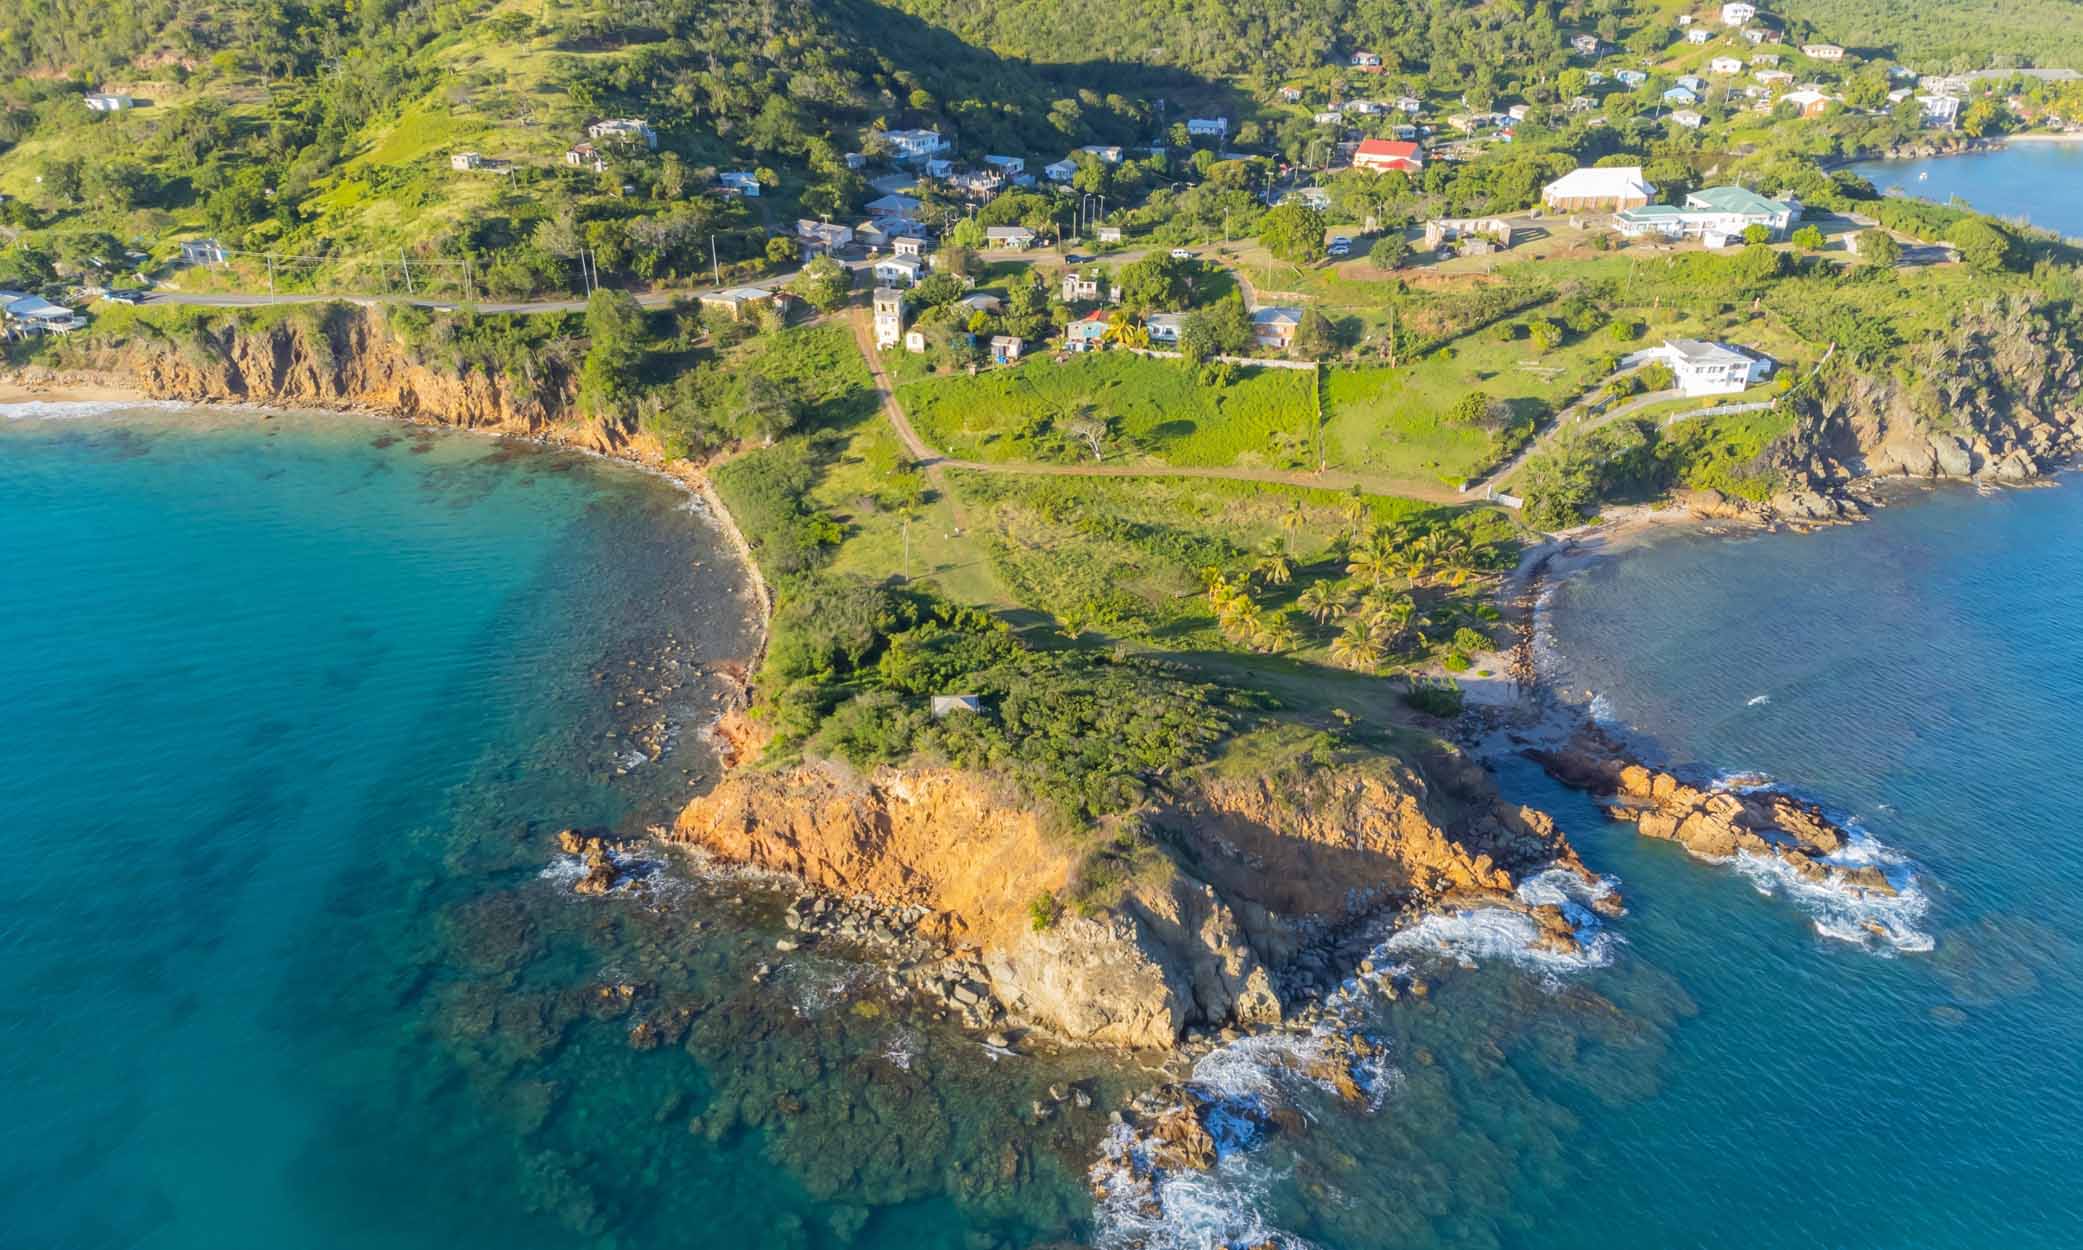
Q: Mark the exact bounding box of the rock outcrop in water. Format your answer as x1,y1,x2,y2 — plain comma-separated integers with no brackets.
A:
1524,727,1895,897
669,746,1595,1050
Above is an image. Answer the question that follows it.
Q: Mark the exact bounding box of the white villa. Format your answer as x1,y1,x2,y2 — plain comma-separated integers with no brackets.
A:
1632,339,1777,395
877,128,951,160
1721,2,1757,25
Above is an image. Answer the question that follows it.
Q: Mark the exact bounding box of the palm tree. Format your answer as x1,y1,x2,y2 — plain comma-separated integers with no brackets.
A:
1329,620,1384,672
1254,540,1292,586
1343,499,1370,544
1363,591,1419,649
1279,499,1307,556
1296,580,1350,624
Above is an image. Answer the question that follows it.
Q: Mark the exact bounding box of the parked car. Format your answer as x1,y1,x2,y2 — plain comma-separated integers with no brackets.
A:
1328,235,1352,256
1170,248,1194,259
100,289,145,305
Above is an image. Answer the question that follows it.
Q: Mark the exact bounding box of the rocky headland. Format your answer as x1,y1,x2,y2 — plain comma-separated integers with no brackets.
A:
1683,296,2083,529
663,738,1610,1052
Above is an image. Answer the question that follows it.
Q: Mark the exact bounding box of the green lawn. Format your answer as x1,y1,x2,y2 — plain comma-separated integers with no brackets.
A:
897,351,1319,469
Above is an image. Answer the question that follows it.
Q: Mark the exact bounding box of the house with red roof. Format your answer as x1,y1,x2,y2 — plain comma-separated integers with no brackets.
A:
1351,138,1425,174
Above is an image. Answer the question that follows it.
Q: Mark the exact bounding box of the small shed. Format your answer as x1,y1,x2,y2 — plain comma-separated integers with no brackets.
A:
931,694,983,716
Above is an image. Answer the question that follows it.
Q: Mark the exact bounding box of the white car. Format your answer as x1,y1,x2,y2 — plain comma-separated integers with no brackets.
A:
1170,248,1194,259
1328,235,1352,256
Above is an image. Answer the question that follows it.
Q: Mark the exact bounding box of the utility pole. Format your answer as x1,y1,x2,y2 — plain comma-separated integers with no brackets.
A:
400,251,414,296
710,234,720,286
902,514,912,581
266,254,275,297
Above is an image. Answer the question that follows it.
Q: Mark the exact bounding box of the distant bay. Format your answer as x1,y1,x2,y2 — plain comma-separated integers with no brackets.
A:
1847,140,2083,238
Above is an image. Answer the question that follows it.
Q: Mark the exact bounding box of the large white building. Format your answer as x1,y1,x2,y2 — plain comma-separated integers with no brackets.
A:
1720,2,1757,26
1632,339,1777,395
1614,185,1801,244
1541,166,1657,211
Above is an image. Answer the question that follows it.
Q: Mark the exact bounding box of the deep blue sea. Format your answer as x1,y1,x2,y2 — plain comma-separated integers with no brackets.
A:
1849,141,2083,238
7,407,2082,1249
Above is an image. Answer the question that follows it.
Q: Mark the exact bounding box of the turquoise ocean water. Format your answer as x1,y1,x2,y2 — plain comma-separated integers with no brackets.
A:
1849,141,2083,238
7,406,2082,1249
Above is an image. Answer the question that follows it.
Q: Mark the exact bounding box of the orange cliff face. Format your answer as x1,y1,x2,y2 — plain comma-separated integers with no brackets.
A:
55,305,660,459
668,747,1596,1050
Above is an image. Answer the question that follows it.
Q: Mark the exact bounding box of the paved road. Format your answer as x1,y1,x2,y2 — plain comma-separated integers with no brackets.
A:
134,254,890,316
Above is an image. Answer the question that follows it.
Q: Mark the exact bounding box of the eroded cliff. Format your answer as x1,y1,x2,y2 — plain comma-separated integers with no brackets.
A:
28,302,656,458
668,743,1591,1049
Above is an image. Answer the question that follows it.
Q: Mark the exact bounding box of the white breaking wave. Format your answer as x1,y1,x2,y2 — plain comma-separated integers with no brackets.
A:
1089,862,1615,1250
1733,825,1934,954
1747,694,1771,706
1,399,186,420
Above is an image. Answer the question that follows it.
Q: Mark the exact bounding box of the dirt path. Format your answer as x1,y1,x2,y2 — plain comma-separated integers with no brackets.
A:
847,307,1471,506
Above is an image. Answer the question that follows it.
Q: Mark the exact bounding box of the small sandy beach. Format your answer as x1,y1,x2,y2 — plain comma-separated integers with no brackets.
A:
0,378,156,407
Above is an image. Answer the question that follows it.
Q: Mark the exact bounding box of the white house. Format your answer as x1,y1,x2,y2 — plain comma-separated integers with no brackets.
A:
1145,312,1186,345
1918,94,1962,128
1079,144,1125,164
179,239,227,266
718,170,762,197
872,287,907,348
1672,109,1705,129
1615,69,1649,86
450,151,484,171
1351,50,1383,69
84,94,138,112
924,157,955,179
984,226,1038,250
1781,87,1837,117
873,255,924,287
1634,338,1776,395
0,293,83,333
588,118,657,148
566,143,606,173
1186,117,1229,138
1396,95,1425,113
984,154,1025,175
1043,158,1079,183
1801,43,1846,61
1572,34,1602,55
1686,27,1714,44
1541,165,1657,211
1061,270,1105,302
877,128,951,160
1755,68,1794,86
1711,56,1745,74
1342,99,1385,115
892,234,929,257
1721,2,1757,26
1097,225,1124,243
795,220,855,253
1279,85,1304,102
1314,111,1345,126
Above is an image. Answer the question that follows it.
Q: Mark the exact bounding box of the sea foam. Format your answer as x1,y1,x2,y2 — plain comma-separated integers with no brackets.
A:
1089,862,1615,1250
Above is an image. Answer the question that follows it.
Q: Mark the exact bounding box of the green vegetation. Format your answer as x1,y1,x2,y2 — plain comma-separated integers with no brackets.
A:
898,352,1318,468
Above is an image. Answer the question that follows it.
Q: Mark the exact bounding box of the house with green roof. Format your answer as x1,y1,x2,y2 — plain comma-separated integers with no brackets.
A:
1613,185,1800,245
